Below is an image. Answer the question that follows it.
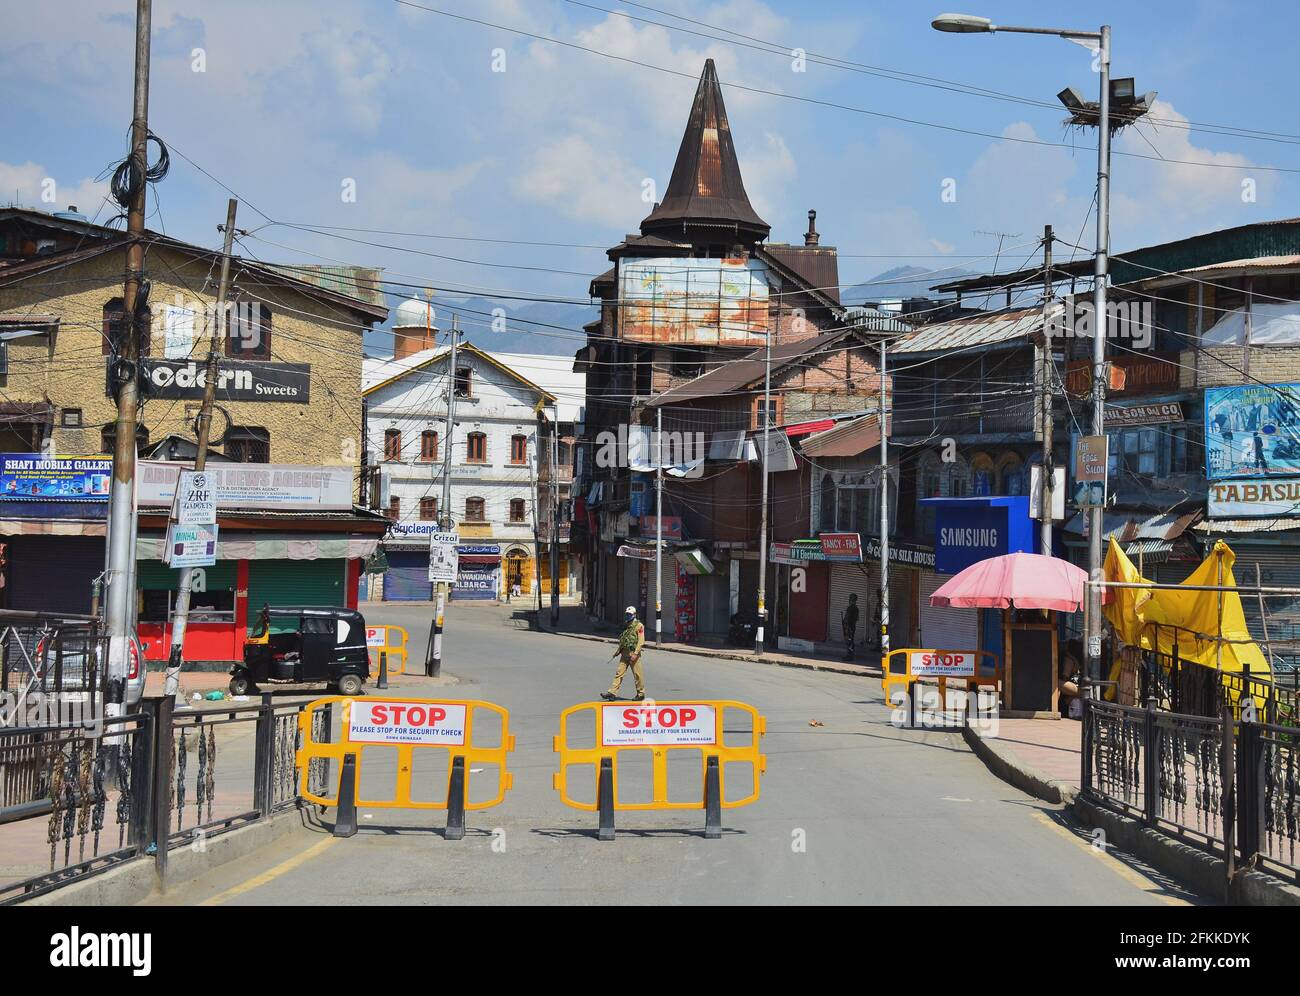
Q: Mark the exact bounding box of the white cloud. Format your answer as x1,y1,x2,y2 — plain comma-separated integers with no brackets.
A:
0,161,110,217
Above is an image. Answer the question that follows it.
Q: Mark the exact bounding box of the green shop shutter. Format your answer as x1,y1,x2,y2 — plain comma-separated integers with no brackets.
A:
136,559,237,590
246,559,347,631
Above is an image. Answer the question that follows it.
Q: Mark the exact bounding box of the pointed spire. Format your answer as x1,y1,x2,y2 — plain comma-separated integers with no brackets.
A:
640,59,770,244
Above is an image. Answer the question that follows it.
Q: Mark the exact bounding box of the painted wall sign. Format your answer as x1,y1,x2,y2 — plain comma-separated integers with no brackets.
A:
0,455,111,501
1207,477,1300,519
1205,383,1300,479
1105,401,1184,427
140,359,311,403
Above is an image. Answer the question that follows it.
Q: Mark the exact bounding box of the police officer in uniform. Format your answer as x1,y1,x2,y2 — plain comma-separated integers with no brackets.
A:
602,605,646,701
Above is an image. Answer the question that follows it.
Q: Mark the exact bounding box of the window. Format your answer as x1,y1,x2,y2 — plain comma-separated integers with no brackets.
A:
420,430,438,461
384,428,402,461
510,434,527,465
465,496,485,521
225,301,271,360
466,432,487,463
1108,429,1158,477
753,395,783,430
61,409,83,428
419,497,438,521
101,424,150,455
226,426,270,463
102,297,151,357
510,498,526,523
557,441,571,467
387,496,400,520
454,366,472,398
819,473,835,533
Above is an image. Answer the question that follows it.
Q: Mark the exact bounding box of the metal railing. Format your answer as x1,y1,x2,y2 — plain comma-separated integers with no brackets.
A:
1083,697,1299,884
0,693,325,904
0,609,102,703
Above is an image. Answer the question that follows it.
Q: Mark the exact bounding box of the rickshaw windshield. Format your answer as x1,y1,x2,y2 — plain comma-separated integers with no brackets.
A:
250,608,271,640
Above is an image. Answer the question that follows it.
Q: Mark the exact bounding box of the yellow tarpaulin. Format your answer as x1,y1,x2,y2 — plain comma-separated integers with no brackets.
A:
1102,537,1272,688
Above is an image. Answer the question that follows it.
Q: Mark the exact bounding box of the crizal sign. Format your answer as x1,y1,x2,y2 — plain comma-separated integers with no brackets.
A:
348,699,468,746
601,703,717,747
909,650,977,677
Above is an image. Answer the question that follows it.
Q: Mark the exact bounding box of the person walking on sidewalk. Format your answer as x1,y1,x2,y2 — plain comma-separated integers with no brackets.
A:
841,593,860,661
602,606,645,701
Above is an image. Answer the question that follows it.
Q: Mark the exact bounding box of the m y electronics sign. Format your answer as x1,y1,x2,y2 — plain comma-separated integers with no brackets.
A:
348,699,468,746
601,703,717,747
138,359,311,403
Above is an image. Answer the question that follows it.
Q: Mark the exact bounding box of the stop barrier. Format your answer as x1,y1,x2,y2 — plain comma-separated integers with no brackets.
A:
553,700,766,840
882,648,1000,724
365,625,409,675
296,695,514,840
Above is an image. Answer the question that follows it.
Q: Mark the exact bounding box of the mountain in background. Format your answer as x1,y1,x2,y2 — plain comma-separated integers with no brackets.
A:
841,264,977,306
364,296,596,358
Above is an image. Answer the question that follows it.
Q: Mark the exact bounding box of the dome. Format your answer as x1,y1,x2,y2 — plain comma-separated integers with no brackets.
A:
394,296,434,329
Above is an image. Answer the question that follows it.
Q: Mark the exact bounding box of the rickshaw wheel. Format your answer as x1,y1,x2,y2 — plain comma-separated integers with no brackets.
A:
229,674,252,696
337,674,363,697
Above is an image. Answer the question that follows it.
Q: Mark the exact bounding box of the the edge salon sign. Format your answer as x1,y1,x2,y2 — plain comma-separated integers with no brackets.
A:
141,359,311,402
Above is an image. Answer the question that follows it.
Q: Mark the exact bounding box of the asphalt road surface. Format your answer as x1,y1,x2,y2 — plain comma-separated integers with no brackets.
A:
148,602,1204,906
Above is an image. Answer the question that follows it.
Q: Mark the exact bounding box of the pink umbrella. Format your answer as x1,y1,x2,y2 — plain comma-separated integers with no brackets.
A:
929,552,1088,612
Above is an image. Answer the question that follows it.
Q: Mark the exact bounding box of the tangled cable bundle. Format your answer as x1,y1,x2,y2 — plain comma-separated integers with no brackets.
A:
108,131,170,211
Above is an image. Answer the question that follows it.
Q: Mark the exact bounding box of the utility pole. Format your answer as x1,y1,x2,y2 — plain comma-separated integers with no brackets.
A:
1086,25,1114,688
104,0,151,717
754,324,773,655
1038,223,1055,557
430,313,458,675
878,340,890,668
549,402,560,626
654,405,663,648
164,198,237,699
530,432,542,617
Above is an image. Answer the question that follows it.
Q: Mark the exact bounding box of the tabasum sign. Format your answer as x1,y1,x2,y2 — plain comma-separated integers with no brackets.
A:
348,699,467,746
601,702,717,747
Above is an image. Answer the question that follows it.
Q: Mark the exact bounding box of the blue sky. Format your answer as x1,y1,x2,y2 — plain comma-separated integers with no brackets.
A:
2,0,1296,352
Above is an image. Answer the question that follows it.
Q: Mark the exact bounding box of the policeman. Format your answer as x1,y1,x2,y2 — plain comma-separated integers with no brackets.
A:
601,605,646,701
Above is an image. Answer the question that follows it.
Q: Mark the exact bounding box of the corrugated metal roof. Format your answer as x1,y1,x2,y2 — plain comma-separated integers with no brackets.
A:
890,304,1060,355
762,244,840,305
1195,517,1300,535
260,264,388,309
1064,509,1199,541
799,412,885,458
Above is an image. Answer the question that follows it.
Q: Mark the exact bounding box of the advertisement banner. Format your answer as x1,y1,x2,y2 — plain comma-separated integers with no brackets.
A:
174,470,217,526
1207,477,1300,519
600,703,717,747
428,530,460,583
820,533,863,562
618,257,770,345
347,699,468,746
140,358,311,403
165,522,218,568
140,462,352,510
1071,434,1109,507
0,455,111,501
1205,383,1300,479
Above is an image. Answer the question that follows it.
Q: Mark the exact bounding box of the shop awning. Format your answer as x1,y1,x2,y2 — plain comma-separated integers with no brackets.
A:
135,533,379,561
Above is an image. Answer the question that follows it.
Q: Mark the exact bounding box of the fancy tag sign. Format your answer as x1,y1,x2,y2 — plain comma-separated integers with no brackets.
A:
600,703,717,747
348,699,468,746
908,650,977,677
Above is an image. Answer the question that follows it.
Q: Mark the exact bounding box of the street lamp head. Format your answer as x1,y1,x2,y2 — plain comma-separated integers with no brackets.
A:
931,13,994,32
1057,86,1087,112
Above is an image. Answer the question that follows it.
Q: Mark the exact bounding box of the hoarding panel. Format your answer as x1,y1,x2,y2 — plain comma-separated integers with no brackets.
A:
618,257,770,345
1205,383,1300,479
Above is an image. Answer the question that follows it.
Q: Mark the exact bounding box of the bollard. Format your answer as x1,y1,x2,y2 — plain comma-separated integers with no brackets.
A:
597,756,615,841
425,620,440,677
334,752,359,838
377,651,389,690
445,755,466,840
703,755,722,839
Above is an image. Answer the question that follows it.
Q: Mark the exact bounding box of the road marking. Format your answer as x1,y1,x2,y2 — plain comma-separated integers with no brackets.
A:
198,837,339,906
1031,811,1191,906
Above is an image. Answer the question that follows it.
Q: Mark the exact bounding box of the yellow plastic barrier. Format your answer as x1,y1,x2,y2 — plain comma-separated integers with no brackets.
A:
882,648,1000,711
296,695,514,839
553,699,766,839
365,625,408,675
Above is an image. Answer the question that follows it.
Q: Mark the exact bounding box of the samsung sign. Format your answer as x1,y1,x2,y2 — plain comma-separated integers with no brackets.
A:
140,359,310,403
924,496,1033,574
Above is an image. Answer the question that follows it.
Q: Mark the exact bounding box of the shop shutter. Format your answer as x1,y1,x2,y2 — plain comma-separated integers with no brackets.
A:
5,536,103,615
383,551,434,601
888,570,915,650
136,559,237,590
917,569,979,651
695,571,730,637
1195,544,1300,672
827,561,876,649
649,551,678,641
246,559,346,624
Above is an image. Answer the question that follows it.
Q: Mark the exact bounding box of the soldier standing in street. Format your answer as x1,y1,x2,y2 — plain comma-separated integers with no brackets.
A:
602,605,646,701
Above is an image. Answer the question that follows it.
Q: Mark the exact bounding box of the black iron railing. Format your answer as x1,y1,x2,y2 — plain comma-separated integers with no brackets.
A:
1083,697,1300,883
0,610,102,702
1,694,324,904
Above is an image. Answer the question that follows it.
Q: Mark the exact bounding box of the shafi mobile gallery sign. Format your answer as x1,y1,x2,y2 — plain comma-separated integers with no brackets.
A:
1208,477,1300,519
140,359,311,403
0,455,111,501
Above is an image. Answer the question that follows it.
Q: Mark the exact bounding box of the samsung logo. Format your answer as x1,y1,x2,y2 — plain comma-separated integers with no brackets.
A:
939,527,1000,548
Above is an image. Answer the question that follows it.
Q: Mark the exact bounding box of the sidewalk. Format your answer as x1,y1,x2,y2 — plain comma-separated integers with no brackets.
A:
967,716,1083,804
535,604,882,679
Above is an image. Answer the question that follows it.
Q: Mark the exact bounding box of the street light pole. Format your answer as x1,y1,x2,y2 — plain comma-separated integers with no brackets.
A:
932,13,1113,687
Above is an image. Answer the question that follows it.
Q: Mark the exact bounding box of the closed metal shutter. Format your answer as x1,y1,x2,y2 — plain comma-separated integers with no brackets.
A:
888,569,914,650
246,559,346,624
918,569,979,651
383,550,433,601
695,571,730,637
5,535,103,615
827,561,875,649
1205,543,1300,672
647,552,677,641
136,559,237,591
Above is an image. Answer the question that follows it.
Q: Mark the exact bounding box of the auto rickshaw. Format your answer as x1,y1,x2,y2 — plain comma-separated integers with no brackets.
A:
229,605,370,696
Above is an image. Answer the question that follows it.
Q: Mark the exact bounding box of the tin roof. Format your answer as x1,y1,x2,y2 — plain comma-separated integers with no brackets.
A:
890,304,1060,355
639,60,770,243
